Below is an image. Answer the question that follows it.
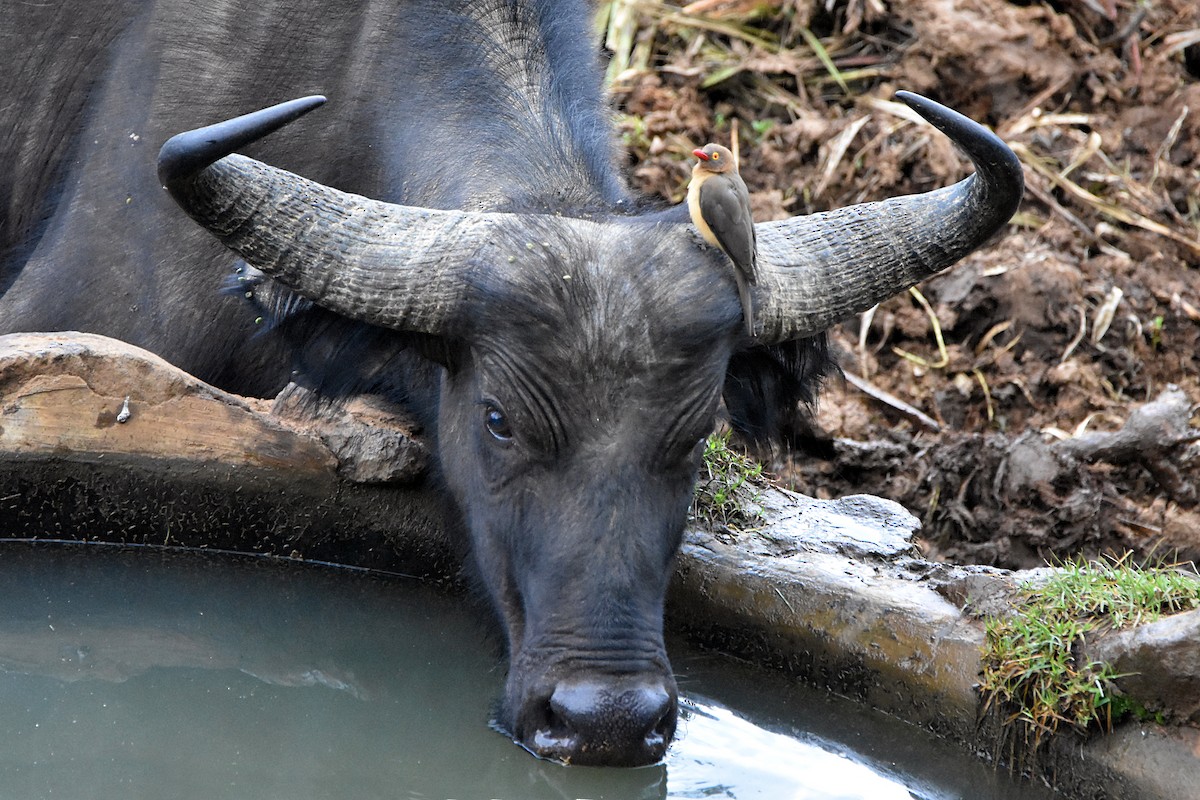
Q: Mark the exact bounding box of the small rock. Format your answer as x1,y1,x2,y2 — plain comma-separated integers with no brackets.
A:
1001,432,1060,493
761,490,920,560
1090,608,1200,724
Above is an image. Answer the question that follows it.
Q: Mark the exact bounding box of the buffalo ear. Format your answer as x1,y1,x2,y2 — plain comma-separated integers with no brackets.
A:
722,335,838,457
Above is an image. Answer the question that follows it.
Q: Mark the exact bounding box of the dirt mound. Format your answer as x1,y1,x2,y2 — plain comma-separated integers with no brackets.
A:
608,0,1200,569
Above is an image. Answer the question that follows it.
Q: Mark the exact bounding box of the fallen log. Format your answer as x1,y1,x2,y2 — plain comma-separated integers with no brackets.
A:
0,332,453,577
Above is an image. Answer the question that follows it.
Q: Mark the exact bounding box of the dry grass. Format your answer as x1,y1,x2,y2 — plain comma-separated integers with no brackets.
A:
604,0,1199,248
602,0,1200,568
603,0,1200,420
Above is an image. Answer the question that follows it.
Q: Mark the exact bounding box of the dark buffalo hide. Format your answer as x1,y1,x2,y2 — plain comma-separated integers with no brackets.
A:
0,0,1021,767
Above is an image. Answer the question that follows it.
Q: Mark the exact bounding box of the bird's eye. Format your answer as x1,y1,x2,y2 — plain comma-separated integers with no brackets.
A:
711,151,721,160
483,403,513,442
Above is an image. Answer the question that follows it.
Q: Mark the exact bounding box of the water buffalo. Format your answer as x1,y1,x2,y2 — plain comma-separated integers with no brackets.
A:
0,0,1022,766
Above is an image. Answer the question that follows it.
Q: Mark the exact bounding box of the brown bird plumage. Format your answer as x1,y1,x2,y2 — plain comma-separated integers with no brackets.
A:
687,143,758,336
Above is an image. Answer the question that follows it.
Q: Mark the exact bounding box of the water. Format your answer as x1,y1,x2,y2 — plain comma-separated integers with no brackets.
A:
0,544,1050,800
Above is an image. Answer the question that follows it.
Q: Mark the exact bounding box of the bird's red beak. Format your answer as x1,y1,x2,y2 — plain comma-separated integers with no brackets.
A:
692,148,709,161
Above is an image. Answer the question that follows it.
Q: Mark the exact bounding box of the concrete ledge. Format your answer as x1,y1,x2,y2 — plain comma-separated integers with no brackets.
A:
2,332,1197,798
0,333,334,472
669,492,983,739
669,490,1200,799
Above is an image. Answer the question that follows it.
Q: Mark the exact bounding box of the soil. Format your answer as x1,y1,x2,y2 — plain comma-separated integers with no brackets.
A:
608,0,1200,570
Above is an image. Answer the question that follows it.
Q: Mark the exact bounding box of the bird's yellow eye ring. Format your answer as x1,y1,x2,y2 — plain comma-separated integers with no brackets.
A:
711,152,721,160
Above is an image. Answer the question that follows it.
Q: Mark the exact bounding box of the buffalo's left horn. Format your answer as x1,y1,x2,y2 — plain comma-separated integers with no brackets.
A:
158,96,493,336
753,92,1024,343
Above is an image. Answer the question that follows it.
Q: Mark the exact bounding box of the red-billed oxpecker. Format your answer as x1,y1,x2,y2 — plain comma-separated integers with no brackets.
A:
687,143,758,336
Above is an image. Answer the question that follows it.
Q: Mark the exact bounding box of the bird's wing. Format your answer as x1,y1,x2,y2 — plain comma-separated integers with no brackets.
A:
699,174,758,283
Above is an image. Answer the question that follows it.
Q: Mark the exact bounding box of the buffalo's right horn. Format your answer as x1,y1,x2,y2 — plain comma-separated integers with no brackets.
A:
158,96,494,336
751,92,1024,343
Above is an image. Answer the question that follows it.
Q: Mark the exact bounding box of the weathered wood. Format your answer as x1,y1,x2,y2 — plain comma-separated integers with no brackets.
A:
0,333,335,473
0,333,453,577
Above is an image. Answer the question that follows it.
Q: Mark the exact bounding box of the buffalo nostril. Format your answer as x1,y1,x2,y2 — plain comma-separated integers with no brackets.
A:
643,710,670,751
535,681,675,766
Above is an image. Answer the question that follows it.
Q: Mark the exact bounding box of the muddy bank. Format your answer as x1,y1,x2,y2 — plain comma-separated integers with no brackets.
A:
609,0,1200,571
1,332,1197,798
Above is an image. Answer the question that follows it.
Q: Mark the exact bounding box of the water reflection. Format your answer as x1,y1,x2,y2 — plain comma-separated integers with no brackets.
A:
671,702,921,800
0,545,1046,800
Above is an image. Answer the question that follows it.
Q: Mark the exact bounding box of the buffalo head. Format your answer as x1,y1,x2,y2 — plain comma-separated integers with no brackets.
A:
157,92,1022,765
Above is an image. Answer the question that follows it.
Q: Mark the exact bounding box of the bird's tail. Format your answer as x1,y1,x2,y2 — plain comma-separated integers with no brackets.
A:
734,269,756,336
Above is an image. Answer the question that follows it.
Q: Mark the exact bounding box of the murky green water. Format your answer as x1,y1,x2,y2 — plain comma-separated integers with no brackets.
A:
0,544,1051,800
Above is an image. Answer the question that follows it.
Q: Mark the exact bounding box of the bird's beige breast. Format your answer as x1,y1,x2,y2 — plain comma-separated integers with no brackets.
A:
686,172,721,248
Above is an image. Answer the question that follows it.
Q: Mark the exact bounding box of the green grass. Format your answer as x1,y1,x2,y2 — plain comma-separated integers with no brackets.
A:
980,555,1200,758
691,430,766,531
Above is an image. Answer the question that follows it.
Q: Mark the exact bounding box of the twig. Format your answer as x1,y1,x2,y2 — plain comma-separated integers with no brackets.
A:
1090,286,1124,345
1014,142,1200,256
975,320,1015,355
1060,306,1087,364
797,25,847,92
997,75,1074,139
843,370,941,432
814,116,869,198
1059,131,1103,180
857,305,878,377
973,368,995,423
649,3,778,50
1098,6,1148,47
1021,174,1129,259
1150,105,1188,189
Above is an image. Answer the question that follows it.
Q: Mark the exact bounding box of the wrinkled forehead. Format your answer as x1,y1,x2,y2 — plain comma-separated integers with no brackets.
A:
457,217,739,455
461,215,742,375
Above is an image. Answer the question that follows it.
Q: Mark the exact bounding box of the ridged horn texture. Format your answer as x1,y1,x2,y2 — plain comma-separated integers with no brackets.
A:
158,96,490,336
753,91,1024,344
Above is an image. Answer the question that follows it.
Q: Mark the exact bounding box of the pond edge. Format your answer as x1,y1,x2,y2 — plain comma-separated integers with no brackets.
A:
1,331,1196,799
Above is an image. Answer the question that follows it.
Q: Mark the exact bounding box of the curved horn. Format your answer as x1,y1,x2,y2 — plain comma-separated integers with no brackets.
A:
753,91,1024,343
158,96,491,335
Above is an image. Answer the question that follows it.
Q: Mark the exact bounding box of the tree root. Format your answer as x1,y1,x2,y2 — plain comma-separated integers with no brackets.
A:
1053,387,1199,507
796,387,1200,568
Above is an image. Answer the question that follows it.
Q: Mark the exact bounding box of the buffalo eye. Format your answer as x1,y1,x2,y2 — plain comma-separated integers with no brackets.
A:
483,403,513,442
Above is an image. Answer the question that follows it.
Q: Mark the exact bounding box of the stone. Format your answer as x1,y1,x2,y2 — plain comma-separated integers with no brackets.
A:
754,487,921,559
1090,608,1200,724
272,383,428,483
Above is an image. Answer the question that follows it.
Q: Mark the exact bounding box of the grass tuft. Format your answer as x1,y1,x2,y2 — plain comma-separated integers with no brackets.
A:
691,430,766,531
980,554,1200,764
